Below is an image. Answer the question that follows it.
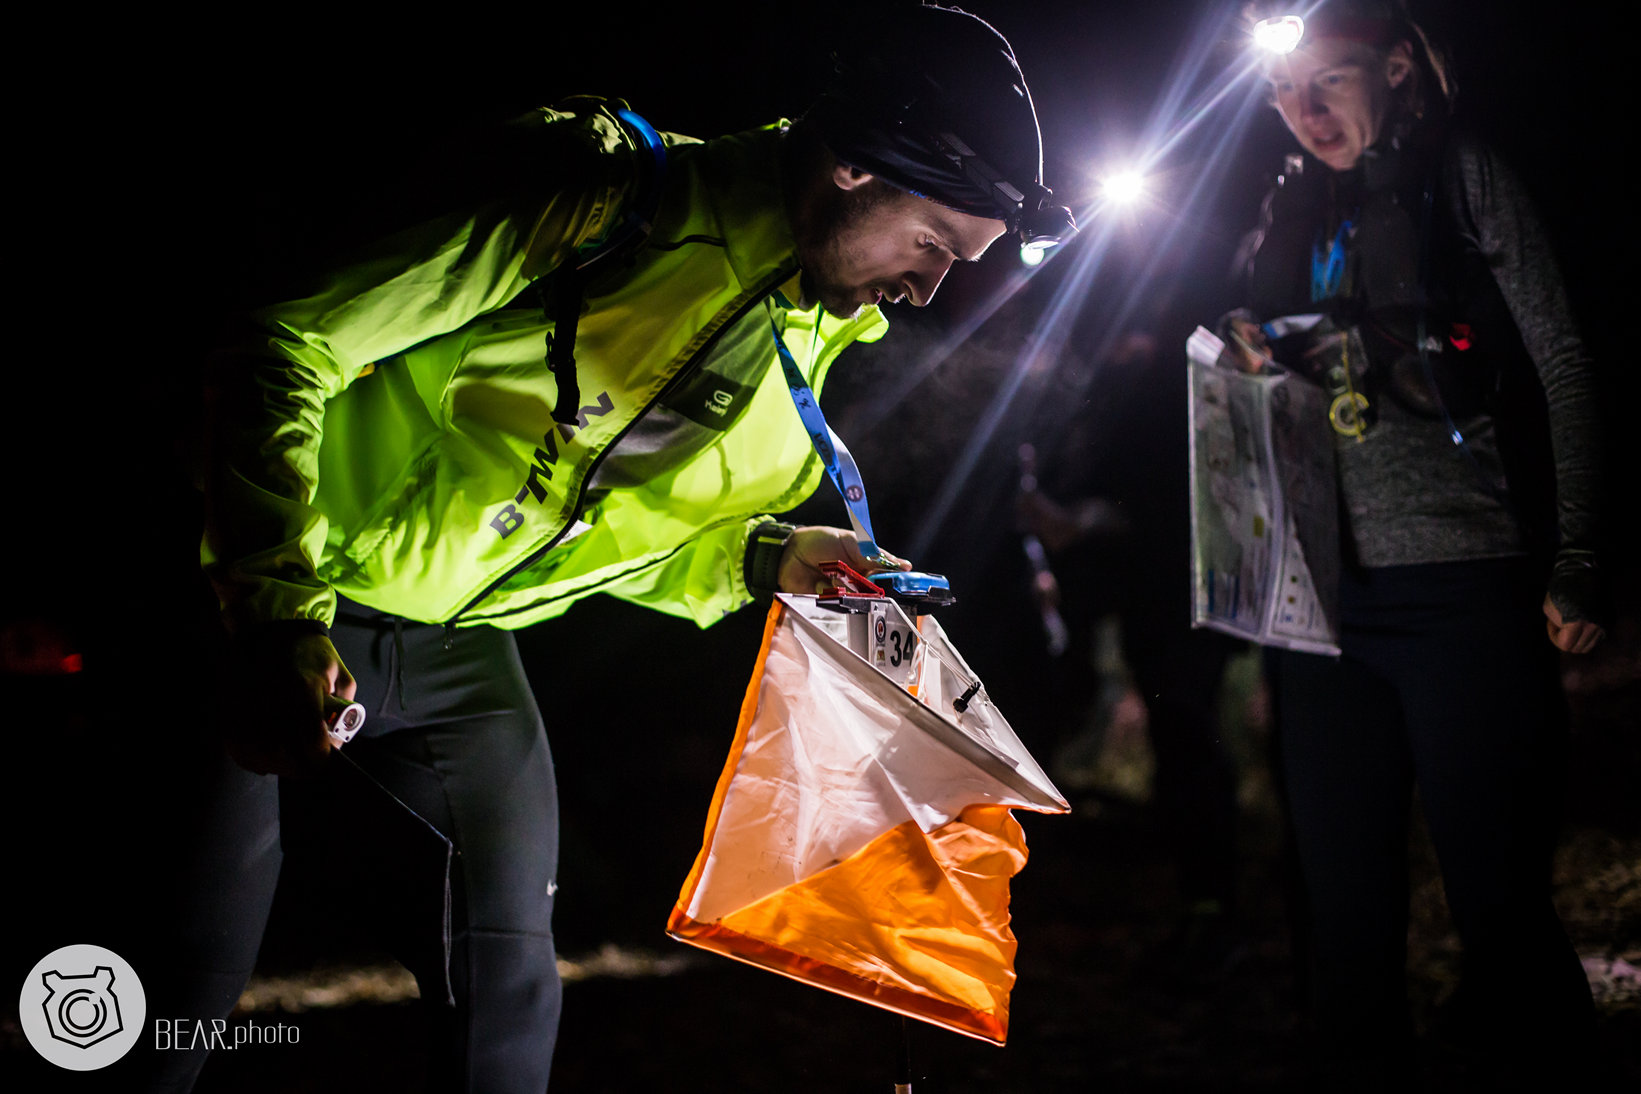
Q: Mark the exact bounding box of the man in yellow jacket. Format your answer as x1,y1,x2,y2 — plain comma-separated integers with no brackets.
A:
164,6,1071,1090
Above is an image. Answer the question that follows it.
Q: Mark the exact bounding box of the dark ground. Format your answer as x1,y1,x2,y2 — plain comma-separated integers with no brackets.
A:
188,613,1641,1093
6,595,1635,1092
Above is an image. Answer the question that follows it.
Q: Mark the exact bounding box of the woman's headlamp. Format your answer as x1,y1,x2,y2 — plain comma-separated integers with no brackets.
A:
1251,9,1396,53
1252,15,1306,55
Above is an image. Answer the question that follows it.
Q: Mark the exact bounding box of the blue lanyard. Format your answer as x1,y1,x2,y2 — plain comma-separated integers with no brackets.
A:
1311,217,1353,301
771,319,893,567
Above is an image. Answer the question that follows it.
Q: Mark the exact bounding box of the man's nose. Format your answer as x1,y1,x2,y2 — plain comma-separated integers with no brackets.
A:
907,256,957,307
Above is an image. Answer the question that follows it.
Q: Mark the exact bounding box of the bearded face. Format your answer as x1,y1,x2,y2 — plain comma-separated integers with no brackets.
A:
795,171,1005,318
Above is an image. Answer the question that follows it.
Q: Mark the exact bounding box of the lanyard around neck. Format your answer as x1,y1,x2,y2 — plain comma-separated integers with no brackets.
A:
1311,217,1354,302
770,318,893,567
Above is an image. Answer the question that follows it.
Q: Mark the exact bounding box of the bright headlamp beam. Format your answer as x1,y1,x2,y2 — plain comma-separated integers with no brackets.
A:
1252,15,1305,55
870,3,1290,558
906,9,1278,559
1102,171,1146,204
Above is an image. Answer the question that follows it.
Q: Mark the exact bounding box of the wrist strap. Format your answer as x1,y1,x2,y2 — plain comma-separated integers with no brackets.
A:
745,521,797,601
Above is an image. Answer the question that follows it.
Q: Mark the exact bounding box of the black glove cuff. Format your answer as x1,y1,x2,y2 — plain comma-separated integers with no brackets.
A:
745,521,797,602
1547,549,1606,627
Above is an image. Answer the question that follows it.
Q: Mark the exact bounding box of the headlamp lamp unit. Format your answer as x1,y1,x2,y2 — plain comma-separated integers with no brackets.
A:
1252,14,1306,55
926,124,1078,253
1251,6,1403,54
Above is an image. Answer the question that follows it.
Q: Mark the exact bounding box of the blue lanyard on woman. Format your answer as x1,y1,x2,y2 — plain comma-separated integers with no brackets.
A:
1311,217,1353,301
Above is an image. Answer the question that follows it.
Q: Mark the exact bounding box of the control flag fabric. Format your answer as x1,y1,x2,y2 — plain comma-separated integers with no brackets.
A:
668,595,1067,1043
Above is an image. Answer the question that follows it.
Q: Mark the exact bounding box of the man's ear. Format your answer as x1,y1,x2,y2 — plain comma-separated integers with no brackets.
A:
832,162,875,191
1385,40,1414,90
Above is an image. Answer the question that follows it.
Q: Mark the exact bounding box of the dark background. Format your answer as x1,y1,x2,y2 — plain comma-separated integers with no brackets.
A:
5,2,1634,1090
6,0,1630,618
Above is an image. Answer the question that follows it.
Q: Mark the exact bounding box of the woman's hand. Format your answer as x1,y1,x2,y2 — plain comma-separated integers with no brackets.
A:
1227,317,1274,374
1543,595,1605,654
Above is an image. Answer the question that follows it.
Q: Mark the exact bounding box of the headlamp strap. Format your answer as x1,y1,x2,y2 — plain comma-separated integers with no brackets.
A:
770,316,894,567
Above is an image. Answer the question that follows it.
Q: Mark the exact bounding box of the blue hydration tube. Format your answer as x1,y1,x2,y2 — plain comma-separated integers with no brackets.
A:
771,319,895,567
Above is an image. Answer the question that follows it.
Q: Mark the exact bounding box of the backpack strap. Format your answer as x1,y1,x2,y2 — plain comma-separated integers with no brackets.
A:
543,107,669,424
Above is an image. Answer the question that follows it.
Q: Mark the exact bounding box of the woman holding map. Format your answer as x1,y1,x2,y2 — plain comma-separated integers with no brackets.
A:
1225,1,1606,1084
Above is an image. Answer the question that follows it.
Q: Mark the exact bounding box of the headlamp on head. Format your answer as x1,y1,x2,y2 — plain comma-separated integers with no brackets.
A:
809,6,1074,260
1252,14,1306,54
1250,3,1402,53
1018,191,1076,267
930,125,1077,256
1020,195,1078,256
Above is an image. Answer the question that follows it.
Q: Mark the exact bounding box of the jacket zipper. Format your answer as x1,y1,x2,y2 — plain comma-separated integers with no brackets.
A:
442,263,801,644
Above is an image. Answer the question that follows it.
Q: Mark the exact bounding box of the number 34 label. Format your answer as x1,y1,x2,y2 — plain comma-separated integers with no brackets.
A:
870,601,922,686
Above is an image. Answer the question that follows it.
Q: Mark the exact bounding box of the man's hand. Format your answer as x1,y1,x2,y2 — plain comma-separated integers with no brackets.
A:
777,526,912,595
228,631,358,776
1543,595,1605,655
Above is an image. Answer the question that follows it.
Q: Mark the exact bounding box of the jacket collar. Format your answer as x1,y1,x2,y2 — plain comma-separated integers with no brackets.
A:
690,123,804,295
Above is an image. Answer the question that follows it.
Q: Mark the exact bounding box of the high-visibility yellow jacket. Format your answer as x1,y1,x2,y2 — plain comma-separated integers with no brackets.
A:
203,99,887,633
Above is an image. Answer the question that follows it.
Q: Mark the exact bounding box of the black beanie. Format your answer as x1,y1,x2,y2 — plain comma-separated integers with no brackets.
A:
802,4,1046,230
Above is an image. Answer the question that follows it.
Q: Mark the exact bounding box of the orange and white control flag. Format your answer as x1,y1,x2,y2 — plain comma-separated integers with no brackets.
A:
668,595,1068,1044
